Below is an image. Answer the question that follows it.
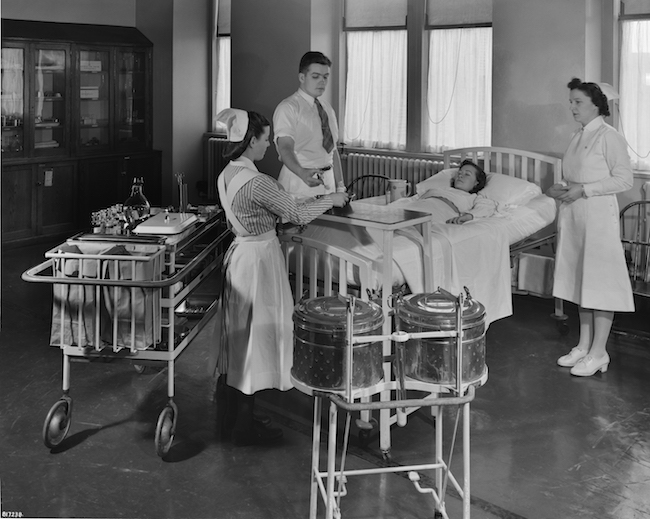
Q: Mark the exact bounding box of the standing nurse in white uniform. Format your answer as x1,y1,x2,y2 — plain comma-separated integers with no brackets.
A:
547,78,634,377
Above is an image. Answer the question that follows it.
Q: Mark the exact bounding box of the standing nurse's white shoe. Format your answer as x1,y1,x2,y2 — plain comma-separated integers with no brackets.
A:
557,347,588,367
570,353,610,377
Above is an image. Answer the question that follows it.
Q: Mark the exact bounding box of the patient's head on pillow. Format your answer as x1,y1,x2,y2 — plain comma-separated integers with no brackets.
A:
452,160,487,194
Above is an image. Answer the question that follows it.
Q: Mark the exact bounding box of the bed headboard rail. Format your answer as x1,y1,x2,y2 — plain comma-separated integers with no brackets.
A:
443,147,562,191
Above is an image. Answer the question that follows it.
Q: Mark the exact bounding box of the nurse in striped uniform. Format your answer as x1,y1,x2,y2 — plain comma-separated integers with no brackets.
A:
214,108,348,445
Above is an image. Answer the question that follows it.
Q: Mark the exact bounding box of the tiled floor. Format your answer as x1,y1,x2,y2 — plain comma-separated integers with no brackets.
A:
1,240,649,519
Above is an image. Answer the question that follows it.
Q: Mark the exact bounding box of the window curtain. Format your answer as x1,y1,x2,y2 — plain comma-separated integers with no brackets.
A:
215,36,231,116
620,20,650,171
343,30,407,150
425,27,492,152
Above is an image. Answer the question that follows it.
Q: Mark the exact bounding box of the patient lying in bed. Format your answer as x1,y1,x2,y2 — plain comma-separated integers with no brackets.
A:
418,159,497,225
288,160,555,325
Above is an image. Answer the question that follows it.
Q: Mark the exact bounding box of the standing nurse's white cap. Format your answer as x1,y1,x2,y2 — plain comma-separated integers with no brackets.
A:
215,108,249,142
596,82,619,101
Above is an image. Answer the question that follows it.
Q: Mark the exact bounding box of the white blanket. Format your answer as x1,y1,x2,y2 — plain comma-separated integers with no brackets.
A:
297,194,555,326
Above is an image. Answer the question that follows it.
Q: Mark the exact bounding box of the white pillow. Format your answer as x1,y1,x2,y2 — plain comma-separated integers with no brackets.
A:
481,173,542,206
415,168,457,195
416,168,541,206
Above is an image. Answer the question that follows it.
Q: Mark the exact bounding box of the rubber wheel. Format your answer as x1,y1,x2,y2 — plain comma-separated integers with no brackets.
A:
358,429,371,448
357,417,378,448
133,364,147,374
43,398,72,449
557,321,570,336
155,404,177,457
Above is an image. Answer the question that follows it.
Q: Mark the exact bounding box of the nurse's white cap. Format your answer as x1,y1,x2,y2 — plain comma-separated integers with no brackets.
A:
215,108,249,142
596,82,619,101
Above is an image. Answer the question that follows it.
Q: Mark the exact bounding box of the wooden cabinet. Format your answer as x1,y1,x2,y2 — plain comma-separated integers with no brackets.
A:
2,161,78,243
1,19,158,246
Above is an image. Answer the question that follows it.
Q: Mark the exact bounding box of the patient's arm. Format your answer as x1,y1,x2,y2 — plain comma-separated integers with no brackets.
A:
447,213,474,225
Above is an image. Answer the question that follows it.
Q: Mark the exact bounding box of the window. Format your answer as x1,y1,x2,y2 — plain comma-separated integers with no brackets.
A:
619,18,650,170
215,36,231,117
342,0,492,153
344,30,407,150
211,0,231,132
425,27,492,152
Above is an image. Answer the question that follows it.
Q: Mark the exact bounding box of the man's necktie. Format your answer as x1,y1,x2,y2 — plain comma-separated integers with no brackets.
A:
314,99,334,153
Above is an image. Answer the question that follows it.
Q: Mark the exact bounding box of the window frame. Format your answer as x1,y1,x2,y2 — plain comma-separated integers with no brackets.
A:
341,0,492,153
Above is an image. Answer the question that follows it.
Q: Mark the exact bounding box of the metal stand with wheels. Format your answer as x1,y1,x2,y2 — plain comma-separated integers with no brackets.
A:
23,215,229,457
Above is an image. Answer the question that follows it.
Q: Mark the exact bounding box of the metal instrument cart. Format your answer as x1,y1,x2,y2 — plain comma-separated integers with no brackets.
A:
292,291,486,519
21,212,230,457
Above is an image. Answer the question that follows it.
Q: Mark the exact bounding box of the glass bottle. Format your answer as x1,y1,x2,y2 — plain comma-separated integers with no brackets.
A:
123,176,150,223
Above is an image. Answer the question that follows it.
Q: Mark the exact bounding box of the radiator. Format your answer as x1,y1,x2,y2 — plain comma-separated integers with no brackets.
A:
343,152,444,199
204,136,229,200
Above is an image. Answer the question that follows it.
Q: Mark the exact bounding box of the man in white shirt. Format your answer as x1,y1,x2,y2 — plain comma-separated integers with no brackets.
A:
273,51,345,199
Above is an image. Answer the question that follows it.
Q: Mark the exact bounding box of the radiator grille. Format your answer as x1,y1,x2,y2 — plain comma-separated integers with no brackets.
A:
343,153,444,199
204,136,229,200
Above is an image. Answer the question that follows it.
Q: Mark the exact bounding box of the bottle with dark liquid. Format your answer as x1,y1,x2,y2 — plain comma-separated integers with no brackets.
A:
123,176,150,224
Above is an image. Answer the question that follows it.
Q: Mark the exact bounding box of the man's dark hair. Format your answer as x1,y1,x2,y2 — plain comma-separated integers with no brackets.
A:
299,51,332,74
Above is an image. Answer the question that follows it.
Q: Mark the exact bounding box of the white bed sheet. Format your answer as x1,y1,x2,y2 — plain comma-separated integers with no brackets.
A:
297,193,556,325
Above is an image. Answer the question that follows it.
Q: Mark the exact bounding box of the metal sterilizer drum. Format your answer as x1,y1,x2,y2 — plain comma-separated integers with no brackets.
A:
396,290,487,386
292,296,384,390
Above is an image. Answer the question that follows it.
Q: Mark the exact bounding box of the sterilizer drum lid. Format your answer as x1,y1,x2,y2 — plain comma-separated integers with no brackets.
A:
397,292,485,327
293,296,383,334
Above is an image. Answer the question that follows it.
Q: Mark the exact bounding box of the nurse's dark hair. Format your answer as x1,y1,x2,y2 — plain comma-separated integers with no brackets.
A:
299,51,332,74
567,77,610,117
223,111,270,161
452,160,487,194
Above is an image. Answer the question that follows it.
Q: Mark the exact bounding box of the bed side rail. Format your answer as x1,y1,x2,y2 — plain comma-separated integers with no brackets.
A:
279,232,374,303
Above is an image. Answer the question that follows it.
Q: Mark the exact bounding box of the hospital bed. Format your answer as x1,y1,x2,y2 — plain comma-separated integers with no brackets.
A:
280,146,565,458
281,146,565,329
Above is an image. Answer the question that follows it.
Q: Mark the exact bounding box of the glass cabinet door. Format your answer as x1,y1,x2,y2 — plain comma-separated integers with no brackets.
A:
117,49,148,149
34,46,68,155
78,49,111,151
1,46,26,158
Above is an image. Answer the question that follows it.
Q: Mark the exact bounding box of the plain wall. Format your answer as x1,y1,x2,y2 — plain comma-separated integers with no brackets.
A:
135,0,211,206
135,0,174,204
492,0,587,157
230,0,311,177
170,0,211,205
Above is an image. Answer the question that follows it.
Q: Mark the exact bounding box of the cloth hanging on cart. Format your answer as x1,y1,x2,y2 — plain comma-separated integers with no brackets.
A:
101,244,159,350
50,244,100,347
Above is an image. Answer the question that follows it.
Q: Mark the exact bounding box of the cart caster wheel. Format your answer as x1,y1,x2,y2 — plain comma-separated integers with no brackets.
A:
356,417,377,448
43,397,73,449
155,403,178,457
381,450,392,462
358,429,371,448
133,364,147,374
556,321,569,336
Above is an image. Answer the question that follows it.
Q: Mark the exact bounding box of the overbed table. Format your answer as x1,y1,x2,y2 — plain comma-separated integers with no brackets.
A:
316,201,434,455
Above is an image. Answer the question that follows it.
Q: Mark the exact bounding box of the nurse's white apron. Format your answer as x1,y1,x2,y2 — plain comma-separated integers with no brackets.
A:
216,167,294,394
553,194,634,312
